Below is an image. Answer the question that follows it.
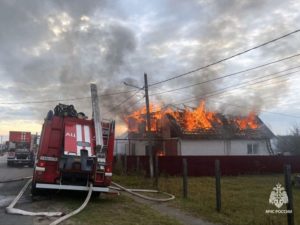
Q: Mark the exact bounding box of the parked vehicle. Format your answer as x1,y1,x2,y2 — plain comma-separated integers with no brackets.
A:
7,131,34,167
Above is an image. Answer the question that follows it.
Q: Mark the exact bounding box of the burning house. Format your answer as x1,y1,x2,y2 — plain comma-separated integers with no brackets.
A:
123,101,274,156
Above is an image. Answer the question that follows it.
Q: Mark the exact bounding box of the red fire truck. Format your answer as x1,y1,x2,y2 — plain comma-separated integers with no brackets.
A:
7,131,34,167
31,84,115,194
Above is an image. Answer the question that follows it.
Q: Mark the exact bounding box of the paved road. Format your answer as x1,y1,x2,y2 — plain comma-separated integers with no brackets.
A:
0,154,34,225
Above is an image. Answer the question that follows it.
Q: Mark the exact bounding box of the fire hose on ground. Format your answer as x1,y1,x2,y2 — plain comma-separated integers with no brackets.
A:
5,178,63,217
3,178,175,225
110,182,175,202
49,183,93,225
0,176,33,183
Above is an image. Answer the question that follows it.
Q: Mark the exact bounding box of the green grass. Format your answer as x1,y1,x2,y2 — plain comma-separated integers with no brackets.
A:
58,193,182,225
113,174,300,225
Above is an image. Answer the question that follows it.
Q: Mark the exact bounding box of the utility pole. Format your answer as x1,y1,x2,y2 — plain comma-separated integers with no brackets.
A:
144,73,154,178
124,73,154,178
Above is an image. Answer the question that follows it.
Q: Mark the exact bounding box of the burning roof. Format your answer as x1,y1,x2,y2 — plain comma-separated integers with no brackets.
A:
125,101,274,140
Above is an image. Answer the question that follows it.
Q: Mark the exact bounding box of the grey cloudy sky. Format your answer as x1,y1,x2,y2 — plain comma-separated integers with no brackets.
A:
0,0,300,136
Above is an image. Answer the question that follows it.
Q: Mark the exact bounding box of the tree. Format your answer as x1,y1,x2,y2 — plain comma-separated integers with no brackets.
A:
276,125,300,155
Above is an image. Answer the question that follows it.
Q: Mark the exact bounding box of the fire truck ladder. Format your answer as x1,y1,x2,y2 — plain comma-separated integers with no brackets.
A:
93,124,111,183
101,120,112,152
90,83,111,181
96,120,111,171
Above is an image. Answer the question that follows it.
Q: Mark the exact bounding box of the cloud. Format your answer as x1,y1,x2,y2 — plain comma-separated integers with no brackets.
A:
0,1,137,122
0,0,300,135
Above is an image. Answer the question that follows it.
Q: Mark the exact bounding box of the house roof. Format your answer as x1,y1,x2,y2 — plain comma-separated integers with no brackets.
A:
167,113,274,140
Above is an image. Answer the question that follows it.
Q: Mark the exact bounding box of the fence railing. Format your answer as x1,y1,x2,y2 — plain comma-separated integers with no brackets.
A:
114,155,300,176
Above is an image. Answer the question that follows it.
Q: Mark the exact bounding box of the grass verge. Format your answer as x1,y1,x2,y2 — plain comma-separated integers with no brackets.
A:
113,174,300,225
57,193,182,225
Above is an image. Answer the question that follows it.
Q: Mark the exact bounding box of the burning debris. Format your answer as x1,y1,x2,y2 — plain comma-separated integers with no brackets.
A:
232,112,259,130
123,100,275,156
124,100,261,135
124,104,163,133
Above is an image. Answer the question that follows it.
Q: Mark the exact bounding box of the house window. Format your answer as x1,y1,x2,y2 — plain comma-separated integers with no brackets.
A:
247,143,259,154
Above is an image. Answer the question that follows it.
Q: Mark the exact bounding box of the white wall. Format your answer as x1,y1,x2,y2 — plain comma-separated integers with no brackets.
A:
132,141,148,156
180,139,270,156
114,140,148,156
180,140,226,155
230,140,269,155
120,139,271,156
114,140,126,155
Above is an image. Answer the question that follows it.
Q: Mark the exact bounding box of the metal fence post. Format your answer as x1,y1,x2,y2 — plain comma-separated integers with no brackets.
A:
124,154,127,175
183,158,188,198
154,155,159,188
215,159,221,212
136,156,140,172
284,164,294,225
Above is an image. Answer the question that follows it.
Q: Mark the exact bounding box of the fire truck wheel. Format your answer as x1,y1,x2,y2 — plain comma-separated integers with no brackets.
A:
31,181,41,196
7,161,13,167
31,182,50,197
91,191,101,199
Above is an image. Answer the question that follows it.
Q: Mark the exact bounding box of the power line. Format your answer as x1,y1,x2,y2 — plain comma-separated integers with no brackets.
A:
206,71,299,99
129,97,145,110
99,89,137,96
194,100,300,119
214,75,298,99
133,88,300,119
236,74,298,90
148,69,299,113
149,29,300,87
149,53,300,96
0,96,91,105
150,65,300,102
4,29,300,108
0,89,137,105
3,42,300,106
102,90,142,116
122,66,300,115
171,70,300,106
150,88,300,119
113,96,145,116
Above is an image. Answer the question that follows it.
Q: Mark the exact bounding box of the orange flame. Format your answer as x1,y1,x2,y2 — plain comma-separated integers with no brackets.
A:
124,104,161,132
125,101,259,133
156,150,165,156
233,112,259,130
166,101,223,131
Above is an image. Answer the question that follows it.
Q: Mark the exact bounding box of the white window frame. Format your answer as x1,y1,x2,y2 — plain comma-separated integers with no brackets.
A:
247,143,259,154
